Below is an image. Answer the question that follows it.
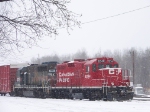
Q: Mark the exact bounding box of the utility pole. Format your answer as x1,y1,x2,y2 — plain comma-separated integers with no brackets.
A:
130,50,135,86
38,54,40,64
132,51,135,85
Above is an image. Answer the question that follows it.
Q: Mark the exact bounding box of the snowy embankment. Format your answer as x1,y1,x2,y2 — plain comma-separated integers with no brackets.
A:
0,96,150,112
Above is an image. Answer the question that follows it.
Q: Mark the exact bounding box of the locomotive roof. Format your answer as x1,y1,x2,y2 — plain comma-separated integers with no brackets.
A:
42,61,58,65
0,63,29,68
84,59,97,65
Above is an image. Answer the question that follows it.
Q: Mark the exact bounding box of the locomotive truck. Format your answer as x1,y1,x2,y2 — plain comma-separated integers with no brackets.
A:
0,57,134,101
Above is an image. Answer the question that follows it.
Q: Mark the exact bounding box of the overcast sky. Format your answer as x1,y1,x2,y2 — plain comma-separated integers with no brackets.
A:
1,0,150,64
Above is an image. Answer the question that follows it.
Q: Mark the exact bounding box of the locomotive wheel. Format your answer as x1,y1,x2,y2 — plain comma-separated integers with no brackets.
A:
39,91,44,98
116,94,122,101
127,93,133,100
89,92,96,101
9,92,14,96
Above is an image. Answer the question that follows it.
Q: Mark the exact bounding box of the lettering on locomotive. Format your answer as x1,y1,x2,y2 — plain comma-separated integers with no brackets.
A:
85,74,91,79
58,72,75,82
59,72,74,77
58,78,69,82
109,69,114,74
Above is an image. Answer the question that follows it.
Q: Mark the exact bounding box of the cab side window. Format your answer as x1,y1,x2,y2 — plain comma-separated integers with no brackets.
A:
92,64,96,72
86,65,90,72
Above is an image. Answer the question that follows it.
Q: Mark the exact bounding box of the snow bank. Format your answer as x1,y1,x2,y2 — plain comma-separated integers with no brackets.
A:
0,96,150,112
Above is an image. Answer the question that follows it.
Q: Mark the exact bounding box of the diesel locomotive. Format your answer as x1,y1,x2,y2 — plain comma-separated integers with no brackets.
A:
0,57,134,101
12,57,133,101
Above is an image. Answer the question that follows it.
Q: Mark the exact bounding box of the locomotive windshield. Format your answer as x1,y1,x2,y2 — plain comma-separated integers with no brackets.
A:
98,64,105,69
113,64,118,68
106,64,112,68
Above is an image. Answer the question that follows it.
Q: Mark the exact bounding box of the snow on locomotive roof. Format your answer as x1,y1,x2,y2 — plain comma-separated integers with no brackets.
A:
10,63,30,68
0,63,29,68
68,61,74,63
42,61,58,64
84,59,97,65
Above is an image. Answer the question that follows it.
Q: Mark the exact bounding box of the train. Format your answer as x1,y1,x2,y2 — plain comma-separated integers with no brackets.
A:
0,57,134,101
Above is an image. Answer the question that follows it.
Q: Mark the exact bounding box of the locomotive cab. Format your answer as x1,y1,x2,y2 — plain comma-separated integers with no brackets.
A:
83,57,120,86
82,57,133,101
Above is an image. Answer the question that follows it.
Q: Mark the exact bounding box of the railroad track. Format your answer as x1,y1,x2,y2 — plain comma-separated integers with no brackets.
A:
133,97,150,101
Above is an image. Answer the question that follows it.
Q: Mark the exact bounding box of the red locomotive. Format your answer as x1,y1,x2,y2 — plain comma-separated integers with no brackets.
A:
0,57,133,101
55,57,133,100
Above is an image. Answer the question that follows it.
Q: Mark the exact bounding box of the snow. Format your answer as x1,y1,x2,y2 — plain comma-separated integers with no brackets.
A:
0,96,150,112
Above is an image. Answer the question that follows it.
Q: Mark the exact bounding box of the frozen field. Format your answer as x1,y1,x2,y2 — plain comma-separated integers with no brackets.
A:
0,96,150,112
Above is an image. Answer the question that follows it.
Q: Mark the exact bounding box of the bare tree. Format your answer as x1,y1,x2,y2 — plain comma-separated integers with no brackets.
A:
73,49,88,59
0,0,80,57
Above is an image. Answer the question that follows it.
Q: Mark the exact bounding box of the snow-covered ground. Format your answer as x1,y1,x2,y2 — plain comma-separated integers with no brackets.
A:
0,96,150,112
